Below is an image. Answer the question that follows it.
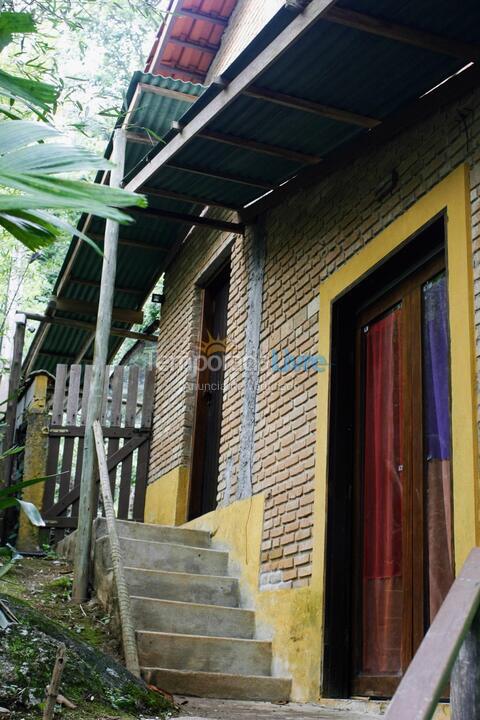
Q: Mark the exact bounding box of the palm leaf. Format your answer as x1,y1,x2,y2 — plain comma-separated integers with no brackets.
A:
0,11,36,52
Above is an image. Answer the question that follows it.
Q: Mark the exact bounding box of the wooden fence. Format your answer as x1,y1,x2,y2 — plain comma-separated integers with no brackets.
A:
42,363,154,541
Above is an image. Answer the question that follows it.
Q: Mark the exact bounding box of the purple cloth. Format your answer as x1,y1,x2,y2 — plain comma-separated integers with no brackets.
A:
423,273,451,461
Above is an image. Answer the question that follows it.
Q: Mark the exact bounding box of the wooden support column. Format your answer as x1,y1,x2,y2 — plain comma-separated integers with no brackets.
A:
72,128,126,602
236,221,265,500
16,373,49,551
451,609,480,718
1,315,26,486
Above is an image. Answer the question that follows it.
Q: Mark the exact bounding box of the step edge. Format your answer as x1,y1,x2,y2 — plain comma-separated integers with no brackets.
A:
141,666,292,683
136,629,271,646
107,519,211,537
123,566,238,583
112,536,229,556
130,596,253,614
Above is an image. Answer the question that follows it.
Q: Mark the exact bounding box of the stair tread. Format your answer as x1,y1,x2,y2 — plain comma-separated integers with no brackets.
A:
141,666,290,681
136,629,269,645
130,595,251,613
124,566,237,582
117,536,227,555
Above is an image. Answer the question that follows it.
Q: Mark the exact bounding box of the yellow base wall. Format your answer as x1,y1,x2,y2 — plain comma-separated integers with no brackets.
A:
144,466,189,526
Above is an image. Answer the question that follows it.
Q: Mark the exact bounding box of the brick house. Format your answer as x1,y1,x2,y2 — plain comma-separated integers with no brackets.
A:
24,0,480,709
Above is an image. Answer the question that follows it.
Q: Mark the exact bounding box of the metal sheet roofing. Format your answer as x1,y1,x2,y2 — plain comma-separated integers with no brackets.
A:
145,0,238,83
26,0,480,374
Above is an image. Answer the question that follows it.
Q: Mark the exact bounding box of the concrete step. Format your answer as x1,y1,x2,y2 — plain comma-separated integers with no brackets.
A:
95,518,211,548
124,567,240,607
131,597,254,639
141,667,292,702
137,631,272,676
97,536,229,575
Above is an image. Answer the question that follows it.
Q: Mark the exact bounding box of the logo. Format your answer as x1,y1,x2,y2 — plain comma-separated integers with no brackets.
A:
201,330,229,357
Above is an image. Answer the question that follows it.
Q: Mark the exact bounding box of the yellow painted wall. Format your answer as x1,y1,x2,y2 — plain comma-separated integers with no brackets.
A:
144,466,189,526
166,165,477,706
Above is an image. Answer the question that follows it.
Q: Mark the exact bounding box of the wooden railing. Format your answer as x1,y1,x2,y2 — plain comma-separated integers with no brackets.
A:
386,548,480,720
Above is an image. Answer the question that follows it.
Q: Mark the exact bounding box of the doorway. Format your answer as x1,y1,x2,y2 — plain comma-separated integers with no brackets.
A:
189,263,230,520
323,216,454,698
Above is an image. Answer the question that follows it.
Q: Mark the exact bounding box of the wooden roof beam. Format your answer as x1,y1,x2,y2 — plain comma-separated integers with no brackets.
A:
168,36,219,54
323,7,480,61
51,298,144,325
70,277,144,296
89,233,169,252
142,186,242,213
197,129,322,165
243,86,380,128
137,82,198,103
129,206,245,235
179,8,229,26
166,161,274,189
23,312,157,343
124,0,339,193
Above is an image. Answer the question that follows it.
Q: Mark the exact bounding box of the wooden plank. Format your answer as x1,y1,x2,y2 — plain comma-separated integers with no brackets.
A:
108,366,124,500
323,6,480,61
198,129,322,164
89,233,170,252
24,313,158,343
179,8,228,26
129,206,245,234
48,426,146,438
243,86,380,128
53,298,144,325
42,364,67,513
142,186,242,212
52,366,68,427
118,366,139,519
167,36,219,53
58,365,81,500
70,276,144,296
166,161,273,189
1,317,26,487
124,0,342,193
385,548,480,720
137,81,198,103
132,367,155,520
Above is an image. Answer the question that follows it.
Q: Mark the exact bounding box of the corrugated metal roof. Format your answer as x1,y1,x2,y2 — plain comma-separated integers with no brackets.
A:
145,0,238,83
23,72,207,375
26,0,480,373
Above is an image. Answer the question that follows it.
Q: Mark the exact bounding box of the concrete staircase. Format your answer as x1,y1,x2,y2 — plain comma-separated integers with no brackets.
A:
95,519,291,702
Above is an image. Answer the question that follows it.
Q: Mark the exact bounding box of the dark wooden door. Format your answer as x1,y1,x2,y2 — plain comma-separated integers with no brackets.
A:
189,265,230,520
352,256,454,697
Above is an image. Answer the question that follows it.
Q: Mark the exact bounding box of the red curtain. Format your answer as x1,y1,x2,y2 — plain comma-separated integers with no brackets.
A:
362,307,403,675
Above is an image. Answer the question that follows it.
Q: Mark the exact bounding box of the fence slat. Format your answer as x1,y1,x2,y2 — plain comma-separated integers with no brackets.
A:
42,365,68,515
118,366,139,519
108,367,124,499
133,367,155,520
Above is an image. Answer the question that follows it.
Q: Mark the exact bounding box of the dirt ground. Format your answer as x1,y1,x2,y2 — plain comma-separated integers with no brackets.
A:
175,697,383,720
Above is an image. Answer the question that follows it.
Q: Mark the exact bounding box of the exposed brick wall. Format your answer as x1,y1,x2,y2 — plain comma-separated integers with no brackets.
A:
149,84,480,589
206,0,284,82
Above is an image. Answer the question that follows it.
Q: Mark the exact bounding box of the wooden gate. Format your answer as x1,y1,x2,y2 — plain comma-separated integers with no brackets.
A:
42,363,154,540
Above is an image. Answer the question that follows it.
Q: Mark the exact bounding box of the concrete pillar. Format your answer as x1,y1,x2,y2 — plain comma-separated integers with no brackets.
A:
16,373,49,551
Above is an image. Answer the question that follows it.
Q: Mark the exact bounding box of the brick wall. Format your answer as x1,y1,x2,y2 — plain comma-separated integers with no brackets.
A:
206,0,284,82
148,85,480,589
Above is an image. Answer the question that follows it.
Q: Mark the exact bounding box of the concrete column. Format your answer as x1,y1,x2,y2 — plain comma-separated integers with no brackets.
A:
236,220,265,500
17,373,49,551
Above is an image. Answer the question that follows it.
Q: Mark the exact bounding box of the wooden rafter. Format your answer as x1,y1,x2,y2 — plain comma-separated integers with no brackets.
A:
89,233,169,253
166,161,274,189
323,6,480,61
70,276,144,296
150,62,206,82
142,186,242,212
243,86,380,128
124,0,339,193
168,36,219,54
179,8,229,26
24,312,157,343
197,129,322,165
137,81,198,103
129,206,245,234
52,297,144,324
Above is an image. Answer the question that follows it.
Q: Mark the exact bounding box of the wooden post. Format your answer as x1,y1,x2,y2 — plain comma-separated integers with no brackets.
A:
1,315,26,485
16,373,49,551
451,608,480,719
43,643,67,720
93,420,140,676
72,128,126,602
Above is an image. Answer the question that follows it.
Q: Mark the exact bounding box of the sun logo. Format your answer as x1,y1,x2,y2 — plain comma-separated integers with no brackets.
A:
201,330,229,357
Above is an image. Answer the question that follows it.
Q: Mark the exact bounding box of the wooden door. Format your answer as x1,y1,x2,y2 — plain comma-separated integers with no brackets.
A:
189,264,230,520
352,256,454,697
